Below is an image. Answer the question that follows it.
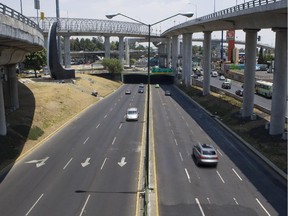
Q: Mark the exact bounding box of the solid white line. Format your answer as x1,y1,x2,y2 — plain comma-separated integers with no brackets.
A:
112,137,116,145
195,198,206,216
174,139,178,146
256,198,271,216
83,137,89,144
96,123,100,128
101,158,108,170
119,123,122,129
63,158,73,170
185,168,191,183
217,149,223,157
179,152,183,161
233,197,239,205
216,170,225,183
232,168,243,181
79,194,91,216
25,193,44,216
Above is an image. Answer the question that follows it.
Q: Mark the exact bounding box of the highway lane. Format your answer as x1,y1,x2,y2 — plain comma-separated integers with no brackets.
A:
0,84,146,216
152,84,286,216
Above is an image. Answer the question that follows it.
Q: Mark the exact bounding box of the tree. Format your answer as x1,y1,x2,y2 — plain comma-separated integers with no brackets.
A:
23,49,47,77
101,58,123,78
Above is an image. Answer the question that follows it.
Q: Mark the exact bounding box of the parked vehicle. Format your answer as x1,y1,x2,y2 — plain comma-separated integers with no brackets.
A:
192,143,218,167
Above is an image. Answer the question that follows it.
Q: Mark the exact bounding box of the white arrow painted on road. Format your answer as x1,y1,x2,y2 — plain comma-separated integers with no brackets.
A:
26,157,49,168
81,158,91,167
118,157,127,167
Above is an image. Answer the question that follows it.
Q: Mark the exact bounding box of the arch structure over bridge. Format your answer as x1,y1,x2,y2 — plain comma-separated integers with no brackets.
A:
160,0,287,136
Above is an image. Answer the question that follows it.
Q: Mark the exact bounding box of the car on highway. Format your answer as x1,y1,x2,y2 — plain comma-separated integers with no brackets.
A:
211,71,218,77
192,143,218,167
125,89,131,95
235,89,244,97
221,81,231,89
155,84,160,88
219,75,225,80
138,88,144,93
126,107,139,121
165,90,171,96
139,83,144,88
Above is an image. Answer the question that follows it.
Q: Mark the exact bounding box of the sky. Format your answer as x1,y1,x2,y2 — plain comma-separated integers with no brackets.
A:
0,0,275,47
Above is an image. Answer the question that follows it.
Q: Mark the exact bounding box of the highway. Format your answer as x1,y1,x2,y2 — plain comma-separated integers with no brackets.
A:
0,84,145,216
0,84,286,216
152,85,286,216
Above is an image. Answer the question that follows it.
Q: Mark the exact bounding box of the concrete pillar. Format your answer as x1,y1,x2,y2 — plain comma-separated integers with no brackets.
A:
104,36,111,59
119,36,124,65
182,33,192,86
171,35,179,74
158,44,166,68
269,28,287,135
7,64,19,110
125,38,130,66
203,31,212,96
0,68,7,136
242,29,259,118
44,36,48,50
64,36,71,68
166,37,172,68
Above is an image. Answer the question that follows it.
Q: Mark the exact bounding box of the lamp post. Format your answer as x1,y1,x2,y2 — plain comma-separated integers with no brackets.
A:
106,12,193,215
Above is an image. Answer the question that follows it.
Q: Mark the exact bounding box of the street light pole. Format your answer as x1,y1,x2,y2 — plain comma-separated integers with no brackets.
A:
106,12,193,215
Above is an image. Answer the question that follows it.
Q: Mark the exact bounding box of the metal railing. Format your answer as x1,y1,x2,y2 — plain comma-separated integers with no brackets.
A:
0,3,41,31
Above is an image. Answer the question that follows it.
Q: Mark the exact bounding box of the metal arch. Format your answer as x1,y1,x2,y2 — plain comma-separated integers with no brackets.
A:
29,17,150,36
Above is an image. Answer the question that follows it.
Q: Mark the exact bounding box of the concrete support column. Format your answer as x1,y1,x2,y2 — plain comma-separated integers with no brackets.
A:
119,36,124,65
182,33,192,86
242,29,259,117
158,44,166,68
125,38,130,66
269,28,287,135
203,31,212,96
171,35,179,74
104,36,111,59
44,36,48,50
0,68,7,136
7,64,19,110
64,36,71,68
166,37,172,68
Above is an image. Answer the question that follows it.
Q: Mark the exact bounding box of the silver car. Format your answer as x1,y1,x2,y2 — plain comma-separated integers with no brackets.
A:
126,107,139,121
192,143,218,167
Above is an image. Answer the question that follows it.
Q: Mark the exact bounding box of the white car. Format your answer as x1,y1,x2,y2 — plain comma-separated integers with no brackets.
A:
126,107,139,121
219,75,225,80
211,71,218,77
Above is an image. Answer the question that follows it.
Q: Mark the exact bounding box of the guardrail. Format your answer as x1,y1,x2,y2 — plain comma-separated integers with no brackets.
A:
199,0,281,21
0,3,41,31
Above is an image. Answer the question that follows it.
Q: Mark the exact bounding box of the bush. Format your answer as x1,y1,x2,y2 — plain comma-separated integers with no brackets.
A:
28,126,44,140
101,58,123,74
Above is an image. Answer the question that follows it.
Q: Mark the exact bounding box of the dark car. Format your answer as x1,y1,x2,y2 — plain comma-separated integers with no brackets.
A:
192,143,218,167
138,88,144,93
221,82,231,89
235,89,244,97
165,90,171,96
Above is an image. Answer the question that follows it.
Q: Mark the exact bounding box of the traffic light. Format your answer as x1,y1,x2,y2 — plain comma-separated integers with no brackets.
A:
257,36,261,41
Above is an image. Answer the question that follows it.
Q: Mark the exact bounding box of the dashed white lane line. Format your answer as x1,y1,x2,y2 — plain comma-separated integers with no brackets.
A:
112,137,117,145
233,197,239,205
174,139,178,146
232,168,243,181
104,114,108,118
83,137,89,145
101,158,108,170
216,170,225,183
63,158,73,170
185,168,191,183
256,198,271,216
119,123,123,129
195,198,206,216
179,152,184,161
79,194,91,216
25,193,44,216
96,123,100,129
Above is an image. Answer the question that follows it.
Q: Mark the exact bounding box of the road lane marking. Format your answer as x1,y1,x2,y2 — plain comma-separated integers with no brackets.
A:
185,168,191,183
216,170,225,183
171,129,174,135
83,137,89,144
195,198,206,216
206,197,211,204
104,114,108,118
63,158,73,170
233,197,239,205
256,198,271,216
25,193,44,216
96,123,100,128
112,137,116,145
101,158,108,170
179,152,183,161
232,168,243,181
174,139,178,146
79,194,91,216
217,149,223,157
119,123,123,129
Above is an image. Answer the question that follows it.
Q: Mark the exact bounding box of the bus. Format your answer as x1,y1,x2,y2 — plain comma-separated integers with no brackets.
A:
255,80,273,98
